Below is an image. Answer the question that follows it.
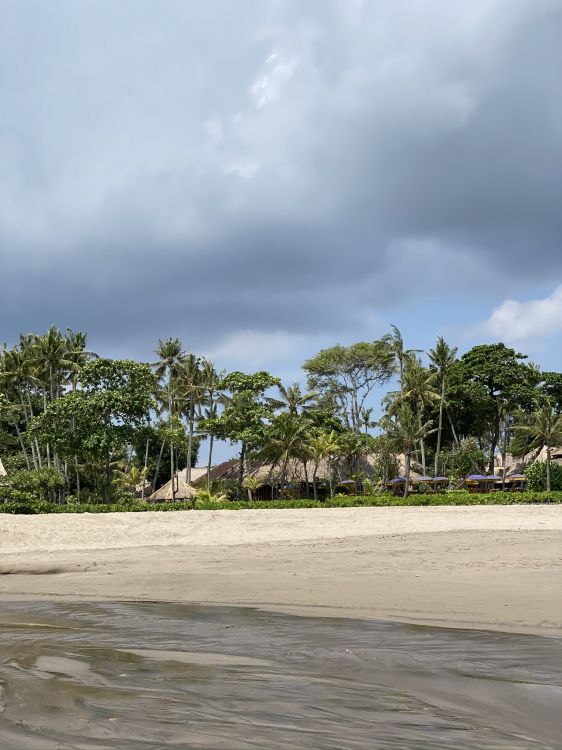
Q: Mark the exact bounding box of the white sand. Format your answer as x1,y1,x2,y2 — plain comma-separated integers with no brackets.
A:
1,505,561,635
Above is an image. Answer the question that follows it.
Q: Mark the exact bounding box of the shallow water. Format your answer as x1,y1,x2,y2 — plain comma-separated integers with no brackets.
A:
0,602,560,749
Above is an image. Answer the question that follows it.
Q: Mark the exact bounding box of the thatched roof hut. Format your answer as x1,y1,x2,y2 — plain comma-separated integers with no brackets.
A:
191,457,336,487
149,474,197,502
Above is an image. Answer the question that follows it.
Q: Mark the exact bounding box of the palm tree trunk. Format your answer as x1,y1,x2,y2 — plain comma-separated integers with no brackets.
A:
434,379,445,477
546,445,551,492
75,459,81,502
142,439,149,501
445,406,460,447
312,463,318,501
186,400,195,485
207,434,214,488
104,455,111,503
501,421,508,491
420,436,426,475
152,440,166,494
238,442,246,499
168,382,175,502
404,452,411,498
10,418,31,470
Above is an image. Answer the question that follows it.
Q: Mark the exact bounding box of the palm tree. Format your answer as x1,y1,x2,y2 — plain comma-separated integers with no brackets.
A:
381,325,421,400
194,486,228,505
153,338,186,501
401,355,439,475
243,475,263,501
112,465,149,496
514,402,562,491
263,413,312,495
1,344,41,468
429,337,458,477
176,353,204,485
269,383,319,415
199,360,222,486
359,406,376,437
379,404,435,497
306,430,341,499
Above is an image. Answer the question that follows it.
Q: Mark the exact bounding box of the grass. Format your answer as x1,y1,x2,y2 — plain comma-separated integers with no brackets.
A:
1,491,561,514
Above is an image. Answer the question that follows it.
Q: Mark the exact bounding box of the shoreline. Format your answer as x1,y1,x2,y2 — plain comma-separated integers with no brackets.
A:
1,506,561,636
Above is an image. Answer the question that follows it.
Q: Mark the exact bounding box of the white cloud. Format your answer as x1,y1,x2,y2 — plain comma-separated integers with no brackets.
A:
250,51,299,108
484,286,562,340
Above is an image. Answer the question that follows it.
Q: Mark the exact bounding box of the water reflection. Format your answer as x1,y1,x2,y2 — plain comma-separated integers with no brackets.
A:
0,602,560,749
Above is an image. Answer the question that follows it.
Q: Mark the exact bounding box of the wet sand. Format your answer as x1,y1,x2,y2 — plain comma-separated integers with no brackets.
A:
1,601,561,749
1,506,561,635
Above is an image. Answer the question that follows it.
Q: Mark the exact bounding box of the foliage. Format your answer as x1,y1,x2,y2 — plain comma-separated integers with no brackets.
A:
525,461,562,492
3,326,562,509
194,486,229,504
0,467,66,503
304,341,394,432
1,490,560,514
447,344,539,472
439,438,486,479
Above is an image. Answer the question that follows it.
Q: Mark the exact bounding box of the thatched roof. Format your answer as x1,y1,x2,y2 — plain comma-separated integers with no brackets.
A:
192,457,364,486
176,467,209,484
149,475,197,502
191,459,240,486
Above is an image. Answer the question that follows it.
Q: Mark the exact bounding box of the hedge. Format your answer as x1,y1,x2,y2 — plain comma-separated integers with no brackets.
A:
1,491,561,514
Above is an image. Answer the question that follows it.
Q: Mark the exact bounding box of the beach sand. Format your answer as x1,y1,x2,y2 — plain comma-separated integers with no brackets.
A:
1,505,561,635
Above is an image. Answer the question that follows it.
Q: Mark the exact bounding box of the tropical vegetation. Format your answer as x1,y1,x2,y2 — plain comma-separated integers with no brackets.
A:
1,325,561,509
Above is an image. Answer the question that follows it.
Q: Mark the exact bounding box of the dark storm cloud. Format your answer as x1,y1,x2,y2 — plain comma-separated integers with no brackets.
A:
1,0,561,359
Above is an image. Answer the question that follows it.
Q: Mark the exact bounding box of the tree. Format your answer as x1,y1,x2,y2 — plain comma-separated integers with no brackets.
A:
201,371,279,498
389,354,438,475
154,338,187,501
428,337,458,476
304,341,394,433
199,359,222,487
31,359,155,502
175,353,205,485
268,383,318,415
242,475,263,501
380,325,421,399
261,412,312,493
305,430,341,499
537,372,562,413
447,344,539,474
379,404,435,497
514,403,562,491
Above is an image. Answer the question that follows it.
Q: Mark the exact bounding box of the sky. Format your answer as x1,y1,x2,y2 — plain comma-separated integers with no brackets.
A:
2,0,562,406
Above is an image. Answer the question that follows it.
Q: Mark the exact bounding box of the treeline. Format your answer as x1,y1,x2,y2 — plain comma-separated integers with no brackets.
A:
1,325,562,504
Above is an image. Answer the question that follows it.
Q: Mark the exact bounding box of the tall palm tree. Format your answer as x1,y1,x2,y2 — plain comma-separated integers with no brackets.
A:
429,337,458,477
153,338,186,501
381,325,421,400
262,412,312,494
176,353,204,485
400,355,439,475
198,360,222,487
514,402,562,491
269,383,319,415
379,404,435,497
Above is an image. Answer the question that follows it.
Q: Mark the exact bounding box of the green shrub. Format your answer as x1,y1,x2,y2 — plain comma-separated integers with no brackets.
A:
1,490,560,514
525,462,562,491
0,468,66,503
